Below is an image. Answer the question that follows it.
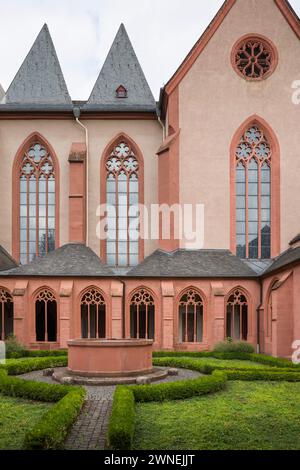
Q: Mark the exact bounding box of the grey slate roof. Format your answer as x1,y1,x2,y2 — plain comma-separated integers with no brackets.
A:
127,249,258,278
0,246,18,272
263,246,300,276
85,24,156,112
0,84,4,102
0,243,114,277
2,24,72,108
243,259,273,275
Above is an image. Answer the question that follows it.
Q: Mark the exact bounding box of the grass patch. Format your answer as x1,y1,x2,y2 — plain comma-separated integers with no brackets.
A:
133,381,300,450
0,393,51,450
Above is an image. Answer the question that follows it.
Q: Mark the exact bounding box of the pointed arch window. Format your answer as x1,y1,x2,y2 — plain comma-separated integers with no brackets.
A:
35,289,57,343
106,141,140,267
235,125,271,259
179,289,204,343
130,289,155,340
0,289,13,340
81,289,106,339
19,141,56,264
226,290,248,341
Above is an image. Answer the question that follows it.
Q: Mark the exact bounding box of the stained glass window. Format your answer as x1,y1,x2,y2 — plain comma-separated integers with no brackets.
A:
106,141,139,267
235,125,271,259
20,142,56,264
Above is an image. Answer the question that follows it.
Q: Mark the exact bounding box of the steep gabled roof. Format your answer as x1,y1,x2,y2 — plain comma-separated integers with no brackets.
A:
127,249,258,278
0,243,114,277
164,0,300,96
2,24,72,109
0,246,18,272
85,24,156,112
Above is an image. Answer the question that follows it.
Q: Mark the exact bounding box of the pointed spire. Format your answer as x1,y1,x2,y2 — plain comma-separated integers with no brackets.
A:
87,24,156,110
4,24,72,106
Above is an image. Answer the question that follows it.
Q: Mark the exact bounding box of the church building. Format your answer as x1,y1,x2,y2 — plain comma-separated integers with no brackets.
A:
0,0,299,358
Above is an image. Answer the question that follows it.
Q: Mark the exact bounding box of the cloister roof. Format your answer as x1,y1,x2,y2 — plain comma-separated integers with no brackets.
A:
262,246,300,276
0,243,114,277
127,249,258,278
0,246,18,272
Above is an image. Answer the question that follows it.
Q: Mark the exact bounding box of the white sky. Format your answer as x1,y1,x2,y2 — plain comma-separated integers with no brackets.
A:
0,0,300,100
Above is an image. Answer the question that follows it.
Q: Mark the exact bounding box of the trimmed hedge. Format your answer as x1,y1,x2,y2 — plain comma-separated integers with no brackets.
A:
153,351,215,359
107,371,227,450
0,369,79,402
153,351,300,369
107,386,135,451
0,356,67,375
26,350,68,358
0,369,85,449
153,357,300,377
24,388,85,449
131,371,227,403
213,341,255,354
226,369,300,382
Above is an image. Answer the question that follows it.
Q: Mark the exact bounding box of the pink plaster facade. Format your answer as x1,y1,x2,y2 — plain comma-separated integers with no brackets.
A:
0,0,300,358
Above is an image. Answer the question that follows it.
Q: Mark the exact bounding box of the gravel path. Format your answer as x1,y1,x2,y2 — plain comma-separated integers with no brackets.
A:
18,367,200,450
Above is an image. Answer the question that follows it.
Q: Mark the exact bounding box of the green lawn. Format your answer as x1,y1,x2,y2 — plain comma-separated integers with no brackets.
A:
133,381,300,450
0,393,52,449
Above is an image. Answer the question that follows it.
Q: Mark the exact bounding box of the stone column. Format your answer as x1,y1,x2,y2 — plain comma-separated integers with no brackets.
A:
161,281,175,350
12,281,28,346
59,281,73,348
210,282,225,348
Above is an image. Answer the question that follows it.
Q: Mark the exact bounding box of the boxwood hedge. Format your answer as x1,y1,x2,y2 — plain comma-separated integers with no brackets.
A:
0,369,85,449
0,356,68,375
107,386,135,451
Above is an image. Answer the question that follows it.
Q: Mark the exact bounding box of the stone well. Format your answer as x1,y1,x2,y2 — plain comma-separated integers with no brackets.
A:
67,339,153,378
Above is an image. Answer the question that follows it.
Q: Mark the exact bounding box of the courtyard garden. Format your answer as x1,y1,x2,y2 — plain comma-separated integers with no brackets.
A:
0,338,300,450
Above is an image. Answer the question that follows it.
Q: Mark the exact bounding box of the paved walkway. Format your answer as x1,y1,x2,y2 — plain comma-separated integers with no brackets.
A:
19,368,200,450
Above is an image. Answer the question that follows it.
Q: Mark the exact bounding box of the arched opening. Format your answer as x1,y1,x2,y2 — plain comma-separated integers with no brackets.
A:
226,289,248,341
35,289,57,342
231,116,280,260
101,133,144,268
0,289,14,340
80,289,106,339
13,133,59,264
130,289,155,340
178,289,204,343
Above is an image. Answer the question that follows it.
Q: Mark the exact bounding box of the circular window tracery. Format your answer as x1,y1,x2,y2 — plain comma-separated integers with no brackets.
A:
232,35,278,81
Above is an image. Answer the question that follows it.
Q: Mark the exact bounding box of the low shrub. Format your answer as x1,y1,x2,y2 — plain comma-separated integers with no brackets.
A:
0,356,67,376
26,350,68,358
107,386,135,451
4,336,28,359
131,371,227,403
213,340,255,354
153,357,214,374
0,369,85,449
249,354,300,369
0,369,77,402
24,388,86,449
226,369,300,382
153,351,214,359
